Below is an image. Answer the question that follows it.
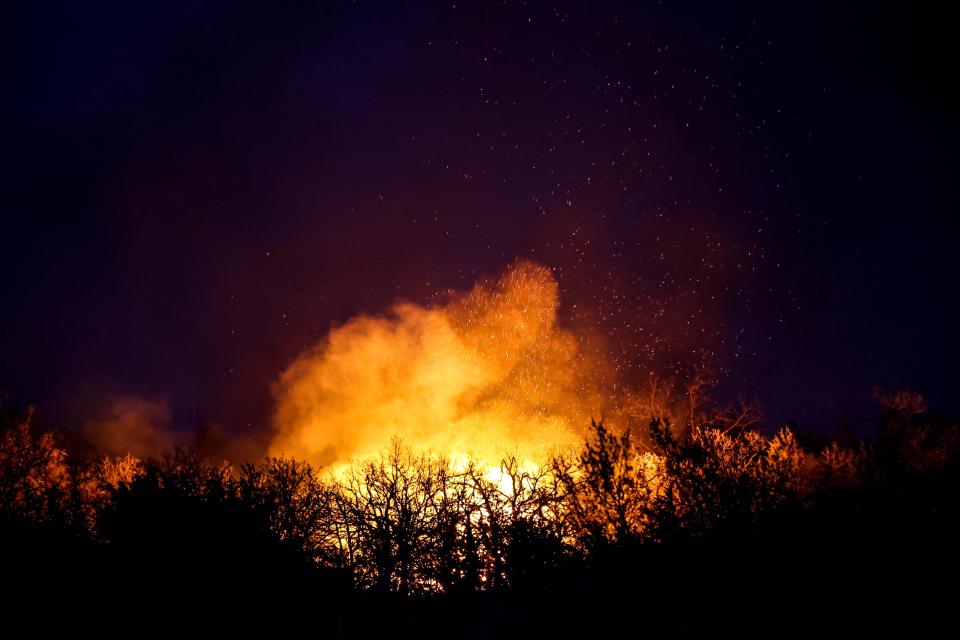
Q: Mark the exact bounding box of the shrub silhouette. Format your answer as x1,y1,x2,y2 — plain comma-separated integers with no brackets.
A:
646,418,810,540
553,419,661,548
1,389,958,635
0,406,73,528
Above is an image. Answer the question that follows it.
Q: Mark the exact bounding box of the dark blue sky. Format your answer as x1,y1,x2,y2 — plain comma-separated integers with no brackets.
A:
5,1,957,437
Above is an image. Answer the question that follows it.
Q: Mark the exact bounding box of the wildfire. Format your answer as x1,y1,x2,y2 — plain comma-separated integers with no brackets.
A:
269,261,610,474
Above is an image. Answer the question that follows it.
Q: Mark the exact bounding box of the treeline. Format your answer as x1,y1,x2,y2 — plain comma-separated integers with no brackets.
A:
2,392,958,634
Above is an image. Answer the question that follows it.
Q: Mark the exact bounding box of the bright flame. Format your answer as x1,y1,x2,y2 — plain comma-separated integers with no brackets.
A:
270,261,608,472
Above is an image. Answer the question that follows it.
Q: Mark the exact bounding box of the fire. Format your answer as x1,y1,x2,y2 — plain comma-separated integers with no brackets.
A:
269,261,609,473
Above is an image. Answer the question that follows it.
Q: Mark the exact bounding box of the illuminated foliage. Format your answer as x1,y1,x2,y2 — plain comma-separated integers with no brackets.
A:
1,389,958,599
553,420,664,546
646,421,810,539
0,406,85,532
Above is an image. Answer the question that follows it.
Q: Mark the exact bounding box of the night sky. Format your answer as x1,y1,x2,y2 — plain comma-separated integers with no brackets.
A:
5,1,958,440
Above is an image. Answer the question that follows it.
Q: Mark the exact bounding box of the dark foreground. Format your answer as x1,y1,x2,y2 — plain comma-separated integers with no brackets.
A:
3,396,958,637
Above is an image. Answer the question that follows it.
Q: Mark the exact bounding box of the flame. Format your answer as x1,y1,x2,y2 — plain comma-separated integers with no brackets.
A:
269,261,608,473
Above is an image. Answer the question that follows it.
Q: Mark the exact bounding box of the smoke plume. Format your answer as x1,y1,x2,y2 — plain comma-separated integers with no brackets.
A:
270,261,610,470
83,395,184,458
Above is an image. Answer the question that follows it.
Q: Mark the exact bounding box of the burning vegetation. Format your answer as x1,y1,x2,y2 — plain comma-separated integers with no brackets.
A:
1,266,957,634
3,391,958,593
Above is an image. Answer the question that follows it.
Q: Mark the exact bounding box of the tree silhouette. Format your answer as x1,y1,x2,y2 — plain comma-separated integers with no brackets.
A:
2,389,959,635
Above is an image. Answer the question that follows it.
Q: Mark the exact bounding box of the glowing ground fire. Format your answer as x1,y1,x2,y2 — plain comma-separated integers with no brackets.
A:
269,261,609,473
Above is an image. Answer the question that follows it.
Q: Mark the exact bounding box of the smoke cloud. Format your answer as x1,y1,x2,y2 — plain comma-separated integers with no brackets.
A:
83,396,184,458
270,261,611,470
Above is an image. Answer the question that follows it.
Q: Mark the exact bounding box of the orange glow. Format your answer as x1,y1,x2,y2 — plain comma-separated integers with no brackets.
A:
269,261,610,473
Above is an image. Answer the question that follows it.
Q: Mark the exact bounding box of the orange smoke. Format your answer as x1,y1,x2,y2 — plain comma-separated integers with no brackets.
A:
270,261,610,471
83,396,182,458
